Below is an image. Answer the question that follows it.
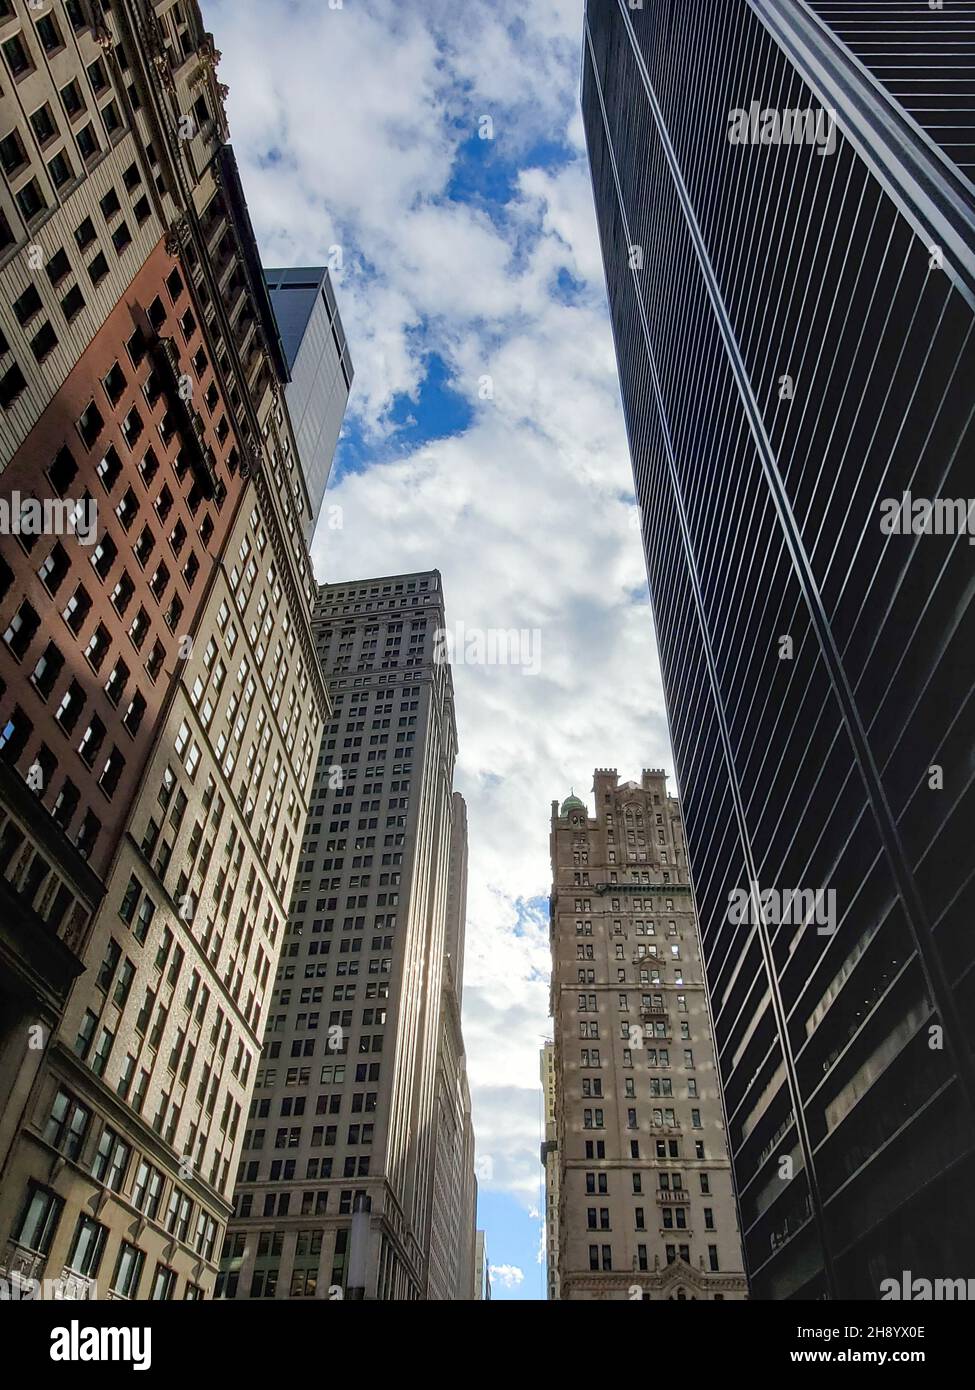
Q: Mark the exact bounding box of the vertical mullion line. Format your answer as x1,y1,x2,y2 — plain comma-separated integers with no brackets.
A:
628,0,975,1163
585,1,835,1295
742,0,975,1125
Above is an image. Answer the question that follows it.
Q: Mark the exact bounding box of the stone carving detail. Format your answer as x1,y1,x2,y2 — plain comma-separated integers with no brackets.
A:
143,12,176,93
165,217,191,257
240,446,262,482
197,35,223,73
191,34,231,134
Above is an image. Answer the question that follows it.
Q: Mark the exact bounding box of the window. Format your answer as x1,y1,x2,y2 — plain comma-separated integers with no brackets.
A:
31,642,64,698
122,406,143,448
132,1160,163,1218
88,250,109,285
110,571,134,615
92,450,121,494
102,360,126,405
45,248,72,287
123,692,146,736
61,283,85,321
113,959,135,1009
30,320,58,362
127,326,148,369
30,103,58,146
112,220,132,254
143,369,163,408
66,1,88,32
2,34,33,79
77,123,99,161
13,1184,63,1255
13,284,42,327
139,448,159,488
116,487,139,530
146,640,165,681
119,875,141,924
48,151,73,189
150,1263,176,1300
111,1242,144,1299
0,361,27,410
87,58,109,94
66,1214,106,1278
100,187,121,220
165,1188,192,1242
61,584,90,636
4,601,39,659
74,1009,98,1059
77,400,104,449
44,1089,91,1158
16,178,46,223
55,680,85,733
76,810,100,858
75,217,97,253
36,14,65,55
90,533,117,579
0,127,28,176
77,714,106,766
44,448,76,499
61,79,85,118
90,1024,114,1074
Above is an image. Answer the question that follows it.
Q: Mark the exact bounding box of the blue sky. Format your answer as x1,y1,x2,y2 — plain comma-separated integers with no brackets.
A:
203,0,674,1299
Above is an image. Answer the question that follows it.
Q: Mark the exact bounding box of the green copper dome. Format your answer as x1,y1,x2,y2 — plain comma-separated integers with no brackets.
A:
560,792,586,816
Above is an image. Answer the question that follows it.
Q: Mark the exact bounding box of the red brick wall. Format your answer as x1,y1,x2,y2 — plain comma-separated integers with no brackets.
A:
0,235,247,878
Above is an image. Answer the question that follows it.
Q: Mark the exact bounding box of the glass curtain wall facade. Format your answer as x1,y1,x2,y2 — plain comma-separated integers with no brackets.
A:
582,0,975,1299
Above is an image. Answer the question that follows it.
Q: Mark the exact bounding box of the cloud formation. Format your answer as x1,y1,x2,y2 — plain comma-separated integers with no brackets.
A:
489,1264,526,1290
205,0,674,1282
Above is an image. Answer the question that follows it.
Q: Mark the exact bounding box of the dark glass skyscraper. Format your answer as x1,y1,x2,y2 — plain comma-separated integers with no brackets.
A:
582,0,975,1298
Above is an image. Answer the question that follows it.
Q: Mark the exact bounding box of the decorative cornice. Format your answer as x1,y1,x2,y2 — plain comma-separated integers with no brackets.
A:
593,882,691,895
165,216,192,257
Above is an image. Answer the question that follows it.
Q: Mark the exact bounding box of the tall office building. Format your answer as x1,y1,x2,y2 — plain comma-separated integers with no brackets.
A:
582,0,975,1298
474,1227,490,1300
549,770,746,1300
426,790,477,1300
264,267,352,542
539,1040,559,1300
220,570,476,1300
0,0,329,1299
445,790,468,999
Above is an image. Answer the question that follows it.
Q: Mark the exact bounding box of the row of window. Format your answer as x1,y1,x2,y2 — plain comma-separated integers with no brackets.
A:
13,1180,203,1299
585,1170,713,1194
582,1078,701,1101
0,271,237,844
585,1205,718,1231
587,1242,723,1272
582,1106,707,1128
215,1228,349,1299
584,1137,708,1162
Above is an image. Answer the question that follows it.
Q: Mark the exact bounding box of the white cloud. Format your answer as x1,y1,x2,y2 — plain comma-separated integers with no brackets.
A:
489,1264,526,1290
205,0,673,1225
